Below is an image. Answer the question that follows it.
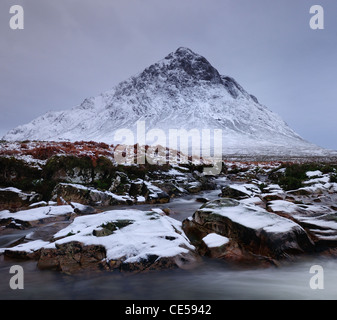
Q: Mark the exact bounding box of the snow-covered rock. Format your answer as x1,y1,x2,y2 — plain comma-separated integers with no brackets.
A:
51,183,133,207
202,233,229,248
0,204,75,229
268,199,337,245
183,198,314,263
0,187,42,211
3,209,199,273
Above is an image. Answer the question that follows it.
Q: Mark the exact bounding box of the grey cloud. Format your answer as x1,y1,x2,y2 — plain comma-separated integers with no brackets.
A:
0,0,336,149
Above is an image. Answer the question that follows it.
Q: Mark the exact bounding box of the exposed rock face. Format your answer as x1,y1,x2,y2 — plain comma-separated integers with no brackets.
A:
0,205,76,229
267,199,337,247
221,186,249,199
37,242,107,273
108,171,132,194
51,183,133,206
0,187,42,211
183,198,314,265
2,209,200,274
51,179,172,206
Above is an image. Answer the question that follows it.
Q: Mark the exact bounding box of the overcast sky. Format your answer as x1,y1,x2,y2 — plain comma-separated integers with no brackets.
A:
1,0,336,150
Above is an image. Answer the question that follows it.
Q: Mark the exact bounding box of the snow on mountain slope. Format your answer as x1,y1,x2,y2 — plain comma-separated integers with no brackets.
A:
2,47,329,156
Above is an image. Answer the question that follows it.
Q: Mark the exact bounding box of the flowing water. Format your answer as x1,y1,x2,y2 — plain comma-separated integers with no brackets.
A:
1,180,337,300
1,254,337,300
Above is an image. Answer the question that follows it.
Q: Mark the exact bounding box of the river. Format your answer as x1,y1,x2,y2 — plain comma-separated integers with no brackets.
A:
1,178,337,300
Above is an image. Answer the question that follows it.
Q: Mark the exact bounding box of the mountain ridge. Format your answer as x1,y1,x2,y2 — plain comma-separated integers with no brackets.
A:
3,47,330,156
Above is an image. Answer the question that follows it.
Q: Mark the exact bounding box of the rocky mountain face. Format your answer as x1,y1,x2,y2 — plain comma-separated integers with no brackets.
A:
3,47,328,156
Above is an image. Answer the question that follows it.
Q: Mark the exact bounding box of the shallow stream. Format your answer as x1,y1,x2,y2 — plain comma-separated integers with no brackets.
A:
1,178,336,300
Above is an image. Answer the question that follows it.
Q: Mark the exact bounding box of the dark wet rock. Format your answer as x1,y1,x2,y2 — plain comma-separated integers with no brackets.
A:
146,191,170,204
37,241,107,273
51,183,131,207
220,186,249,199
0,188,42,211
267,199,337,248
117,252,200,272
109,171,132,194
4,246,40,260
93,227,114,237
150,180,187,197
162,208,171,215
183,198,314,265
0,218,32,229
261,193,284,202
287,189,312,196
128,178,144,196
2,208,200,274
184,181,203,193
142,181,170,204
73,204,96,215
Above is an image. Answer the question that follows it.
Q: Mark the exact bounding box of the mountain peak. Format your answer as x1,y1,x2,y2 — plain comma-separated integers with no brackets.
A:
2,47,325,157
174,47,197,57
160,47,222,83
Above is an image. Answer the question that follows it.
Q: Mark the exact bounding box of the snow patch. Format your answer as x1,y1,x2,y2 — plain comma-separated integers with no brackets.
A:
202,233,229,248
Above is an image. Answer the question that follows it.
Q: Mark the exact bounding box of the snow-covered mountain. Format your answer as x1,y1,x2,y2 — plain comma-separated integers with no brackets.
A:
2,47,329,156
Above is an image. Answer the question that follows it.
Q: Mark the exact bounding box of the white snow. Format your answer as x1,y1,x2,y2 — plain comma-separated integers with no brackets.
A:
0,187,22,193
292,181,332,194
229,183,261,196
143,181,164,198
4,209,195,264
57,183,133,202
306,170,323,178
150,208,165,214
2,240,50,253
267,200,337,237
202,233,229,248
303,175,330,185
268,200,298,214
0,187,40,202
2,48,329,157
167,168,186,176
240,196,264,206
29,201,47,207
201,199,304,234
136,196,146,202
0,205,74,222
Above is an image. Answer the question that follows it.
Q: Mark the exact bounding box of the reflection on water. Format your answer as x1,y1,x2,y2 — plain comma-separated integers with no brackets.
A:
1,255,337,300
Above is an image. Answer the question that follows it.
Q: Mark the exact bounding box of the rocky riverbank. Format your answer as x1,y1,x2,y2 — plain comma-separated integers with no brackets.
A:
2,141,337,273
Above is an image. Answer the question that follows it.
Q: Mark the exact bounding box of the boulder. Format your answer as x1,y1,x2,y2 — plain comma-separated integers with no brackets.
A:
37,242,107,273
200,233,230,258
0,187,42,211
149,180,187,197
108,171,132,194
267,199,337,248
51,183,132,207
143,181,170,204
3,209,200,273
184,181,203,193
220,186,250,199
183,198,314,264
71,202,96,215
0,205,76,229
260,193,284,202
